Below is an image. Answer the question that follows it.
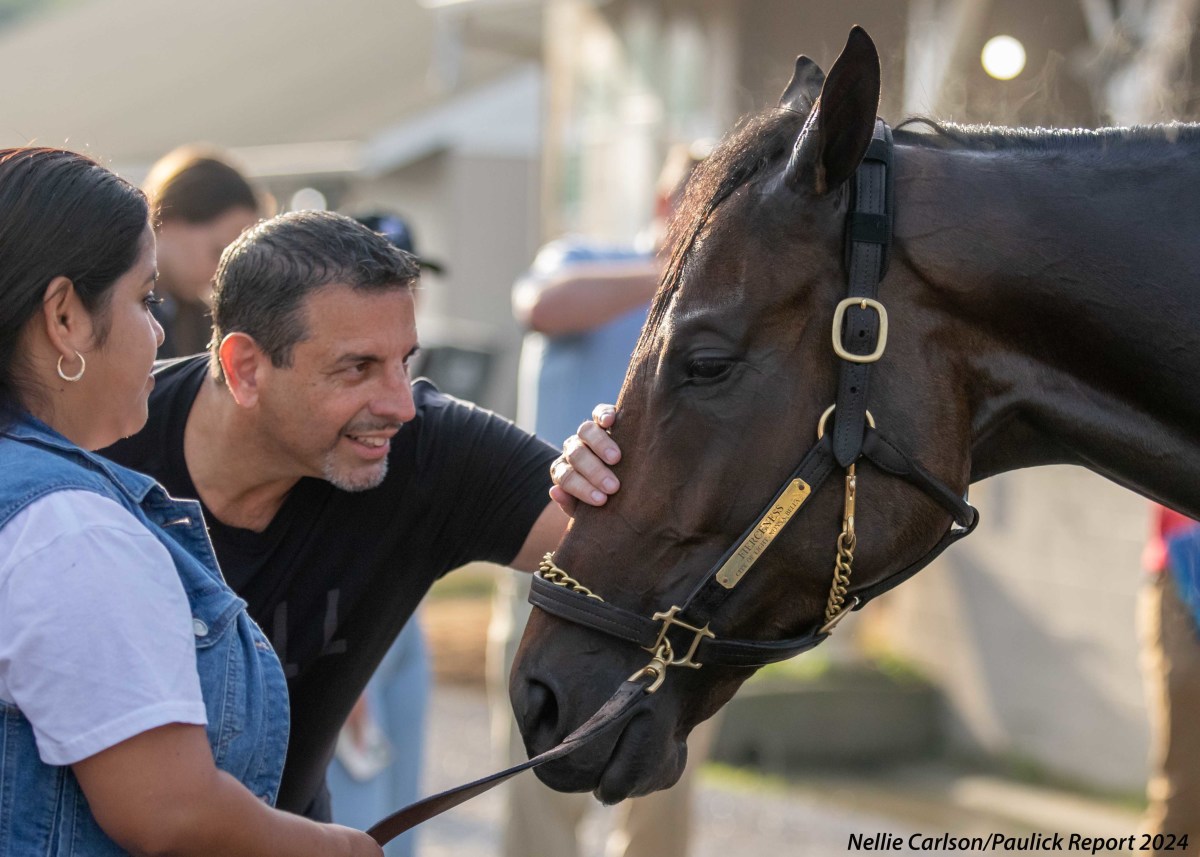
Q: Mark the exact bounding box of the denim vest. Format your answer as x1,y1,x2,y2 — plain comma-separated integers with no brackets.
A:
0,415,289,856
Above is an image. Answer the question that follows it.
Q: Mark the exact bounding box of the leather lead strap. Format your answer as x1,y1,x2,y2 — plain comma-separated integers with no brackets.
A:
367,681,648,846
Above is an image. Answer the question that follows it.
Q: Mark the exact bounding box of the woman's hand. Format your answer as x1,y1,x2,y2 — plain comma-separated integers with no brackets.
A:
325,824,385,856
549,404,622,516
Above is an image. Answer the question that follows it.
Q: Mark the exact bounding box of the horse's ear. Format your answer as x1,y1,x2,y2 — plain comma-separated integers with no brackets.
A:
778,55,825,115
784,26,881,195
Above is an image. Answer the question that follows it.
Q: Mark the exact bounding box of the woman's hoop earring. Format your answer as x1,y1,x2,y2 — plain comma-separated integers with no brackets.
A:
56,352,86,382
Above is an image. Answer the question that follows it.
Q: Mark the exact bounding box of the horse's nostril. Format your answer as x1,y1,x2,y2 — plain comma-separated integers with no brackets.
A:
514,676,570,756
525,679,560,732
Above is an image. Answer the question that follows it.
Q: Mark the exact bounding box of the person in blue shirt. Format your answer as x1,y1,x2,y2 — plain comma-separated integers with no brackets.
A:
490,142,714,857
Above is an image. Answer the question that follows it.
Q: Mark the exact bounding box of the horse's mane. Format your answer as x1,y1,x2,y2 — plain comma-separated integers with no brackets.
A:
894,116,1200,152
627,109,1200,380
630,108,807,373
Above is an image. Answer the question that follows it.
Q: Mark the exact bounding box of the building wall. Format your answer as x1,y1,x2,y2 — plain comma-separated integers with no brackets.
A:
732,0,911,119
339,149,539,419
543,0,738,241
873,466,1150,791
728,0,1096,125
441,152,542,417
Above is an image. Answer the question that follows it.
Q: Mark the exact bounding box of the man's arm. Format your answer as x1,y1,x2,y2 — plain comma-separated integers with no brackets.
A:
509,501,571,571
513,259,659,336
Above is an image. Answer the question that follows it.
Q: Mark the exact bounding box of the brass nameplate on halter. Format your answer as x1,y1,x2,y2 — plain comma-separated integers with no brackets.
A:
716,478,812,589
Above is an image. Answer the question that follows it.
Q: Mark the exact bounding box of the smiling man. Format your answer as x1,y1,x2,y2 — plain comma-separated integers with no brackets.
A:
101,211,607,820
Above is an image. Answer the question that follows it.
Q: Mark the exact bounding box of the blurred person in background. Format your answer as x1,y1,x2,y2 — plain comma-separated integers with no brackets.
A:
0,147,380,856
488,141,714,857
326,212,445,857
143,144,264,357
99,209,619,823
1140,504,1200,854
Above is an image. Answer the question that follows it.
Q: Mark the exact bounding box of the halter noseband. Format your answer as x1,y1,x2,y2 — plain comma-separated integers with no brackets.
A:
529,120,979,683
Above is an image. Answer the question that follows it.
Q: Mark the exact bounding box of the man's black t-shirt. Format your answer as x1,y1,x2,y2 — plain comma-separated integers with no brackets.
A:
102,356,557,814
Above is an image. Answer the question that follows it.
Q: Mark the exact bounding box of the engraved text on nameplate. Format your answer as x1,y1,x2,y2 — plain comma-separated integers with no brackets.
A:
715,479,812,589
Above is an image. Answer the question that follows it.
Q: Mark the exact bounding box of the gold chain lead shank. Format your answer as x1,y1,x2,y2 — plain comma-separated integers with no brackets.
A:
539,553,605,601
822,465,857,629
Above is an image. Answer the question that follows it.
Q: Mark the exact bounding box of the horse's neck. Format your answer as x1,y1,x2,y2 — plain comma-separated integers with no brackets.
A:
895,139,1200,517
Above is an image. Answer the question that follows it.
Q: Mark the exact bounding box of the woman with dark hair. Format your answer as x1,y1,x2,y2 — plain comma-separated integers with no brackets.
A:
0,148,379,856
142,145,263,357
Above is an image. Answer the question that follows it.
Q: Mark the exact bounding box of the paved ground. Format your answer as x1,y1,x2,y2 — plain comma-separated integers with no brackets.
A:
405,593,1145,857
416,683,931,857
411,682,1143,857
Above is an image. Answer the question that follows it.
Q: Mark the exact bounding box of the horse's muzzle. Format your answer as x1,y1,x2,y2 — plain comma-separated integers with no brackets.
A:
511,655,687,802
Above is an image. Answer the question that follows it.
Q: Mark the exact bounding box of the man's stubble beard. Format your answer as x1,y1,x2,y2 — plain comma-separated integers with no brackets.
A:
321,450,389,492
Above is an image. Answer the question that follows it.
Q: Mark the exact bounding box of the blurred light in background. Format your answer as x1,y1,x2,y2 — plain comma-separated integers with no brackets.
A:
289,187,328,211
981,35,1026,80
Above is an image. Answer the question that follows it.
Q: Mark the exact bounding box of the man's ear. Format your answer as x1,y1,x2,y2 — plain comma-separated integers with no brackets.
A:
219,332,266,408
40,275,94,361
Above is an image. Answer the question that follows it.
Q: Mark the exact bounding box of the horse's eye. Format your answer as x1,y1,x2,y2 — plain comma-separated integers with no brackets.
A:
686,358,734,383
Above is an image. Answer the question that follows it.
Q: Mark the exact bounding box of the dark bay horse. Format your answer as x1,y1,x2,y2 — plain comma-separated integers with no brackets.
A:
510,27,1200,804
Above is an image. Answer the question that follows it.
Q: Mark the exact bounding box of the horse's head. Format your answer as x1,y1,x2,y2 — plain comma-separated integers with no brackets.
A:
511,27,973,803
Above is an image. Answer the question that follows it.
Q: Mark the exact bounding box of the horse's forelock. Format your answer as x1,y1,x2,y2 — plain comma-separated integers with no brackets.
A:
629,109,808,378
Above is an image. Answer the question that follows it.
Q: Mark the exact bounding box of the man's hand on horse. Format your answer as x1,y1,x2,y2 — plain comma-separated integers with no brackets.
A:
549,404,621,515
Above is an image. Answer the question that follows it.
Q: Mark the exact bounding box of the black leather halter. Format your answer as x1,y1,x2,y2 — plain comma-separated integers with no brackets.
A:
528,120,978,669
365,120,980,845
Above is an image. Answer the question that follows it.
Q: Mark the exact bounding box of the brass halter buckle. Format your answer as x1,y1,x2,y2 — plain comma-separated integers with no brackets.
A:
643,605,715,670
831,297,889,363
